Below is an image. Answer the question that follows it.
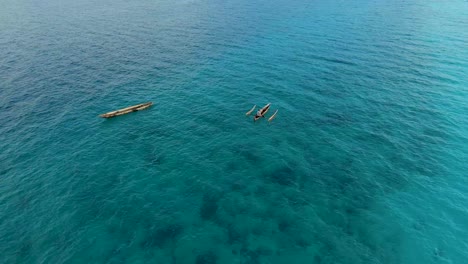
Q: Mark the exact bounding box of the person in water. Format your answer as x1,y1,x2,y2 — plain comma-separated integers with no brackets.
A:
254,110,264,120
253,103,271,121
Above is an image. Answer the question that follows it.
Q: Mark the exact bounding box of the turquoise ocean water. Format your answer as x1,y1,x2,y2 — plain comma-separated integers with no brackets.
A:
1,0,468,263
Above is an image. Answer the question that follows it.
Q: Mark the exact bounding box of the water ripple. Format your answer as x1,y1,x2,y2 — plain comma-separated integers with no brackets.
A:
1,0,468,263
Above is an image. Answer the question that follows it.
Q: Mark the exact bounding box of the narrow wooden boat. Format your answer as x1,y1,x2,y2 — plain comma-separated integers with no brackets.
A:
254,103,271,121
99,102,153,118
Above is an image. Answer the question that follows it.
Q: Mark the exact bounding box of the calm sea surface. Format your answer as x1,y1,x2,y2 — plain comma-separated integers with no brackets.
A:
1,0,468,263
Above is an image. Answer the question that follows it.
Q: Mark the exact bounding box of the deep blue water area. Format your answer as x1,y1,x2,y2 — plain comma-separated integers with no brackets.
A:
1,0,468,263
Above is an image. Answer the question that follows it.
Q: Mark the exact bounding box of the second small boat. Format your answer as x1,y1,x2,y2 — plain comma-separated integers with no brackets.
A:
254,103,271,121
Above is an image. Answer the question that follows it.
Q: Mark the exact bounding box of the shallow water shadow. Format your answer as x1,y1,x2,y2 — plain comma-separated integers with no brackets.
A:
240,245,274,264
230,144,262,164
196,251,218,264
226,223,247,245
140,223,184,249
263,165,297,186
200,192,223,221
225,161,239,172
145,152,165,166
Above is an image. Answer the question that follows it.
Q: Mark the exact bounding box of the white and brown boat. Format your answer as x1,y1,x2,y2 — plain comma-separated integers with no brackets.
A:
254,103,271,121
100,102,153,118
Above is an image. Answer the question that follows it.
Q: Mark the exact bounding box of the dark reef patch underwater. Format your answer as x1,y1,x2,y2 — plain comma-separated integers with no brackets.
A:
1,0,468,263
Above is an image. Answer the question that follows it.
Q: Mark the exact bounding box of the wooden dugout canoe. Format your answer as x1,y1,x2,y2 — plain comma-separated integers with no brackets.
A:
254,103,271,121
99,102,153,118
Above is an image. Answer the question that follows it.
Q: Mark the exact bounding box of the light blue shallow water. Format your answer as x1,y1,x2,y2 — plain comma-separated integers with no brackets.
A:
1,0,468,263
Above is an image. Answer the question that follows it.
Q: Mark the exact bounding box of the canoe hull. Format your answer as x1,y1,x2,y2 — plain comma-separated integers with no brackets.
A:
100,102,153,118
254,103,271,121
